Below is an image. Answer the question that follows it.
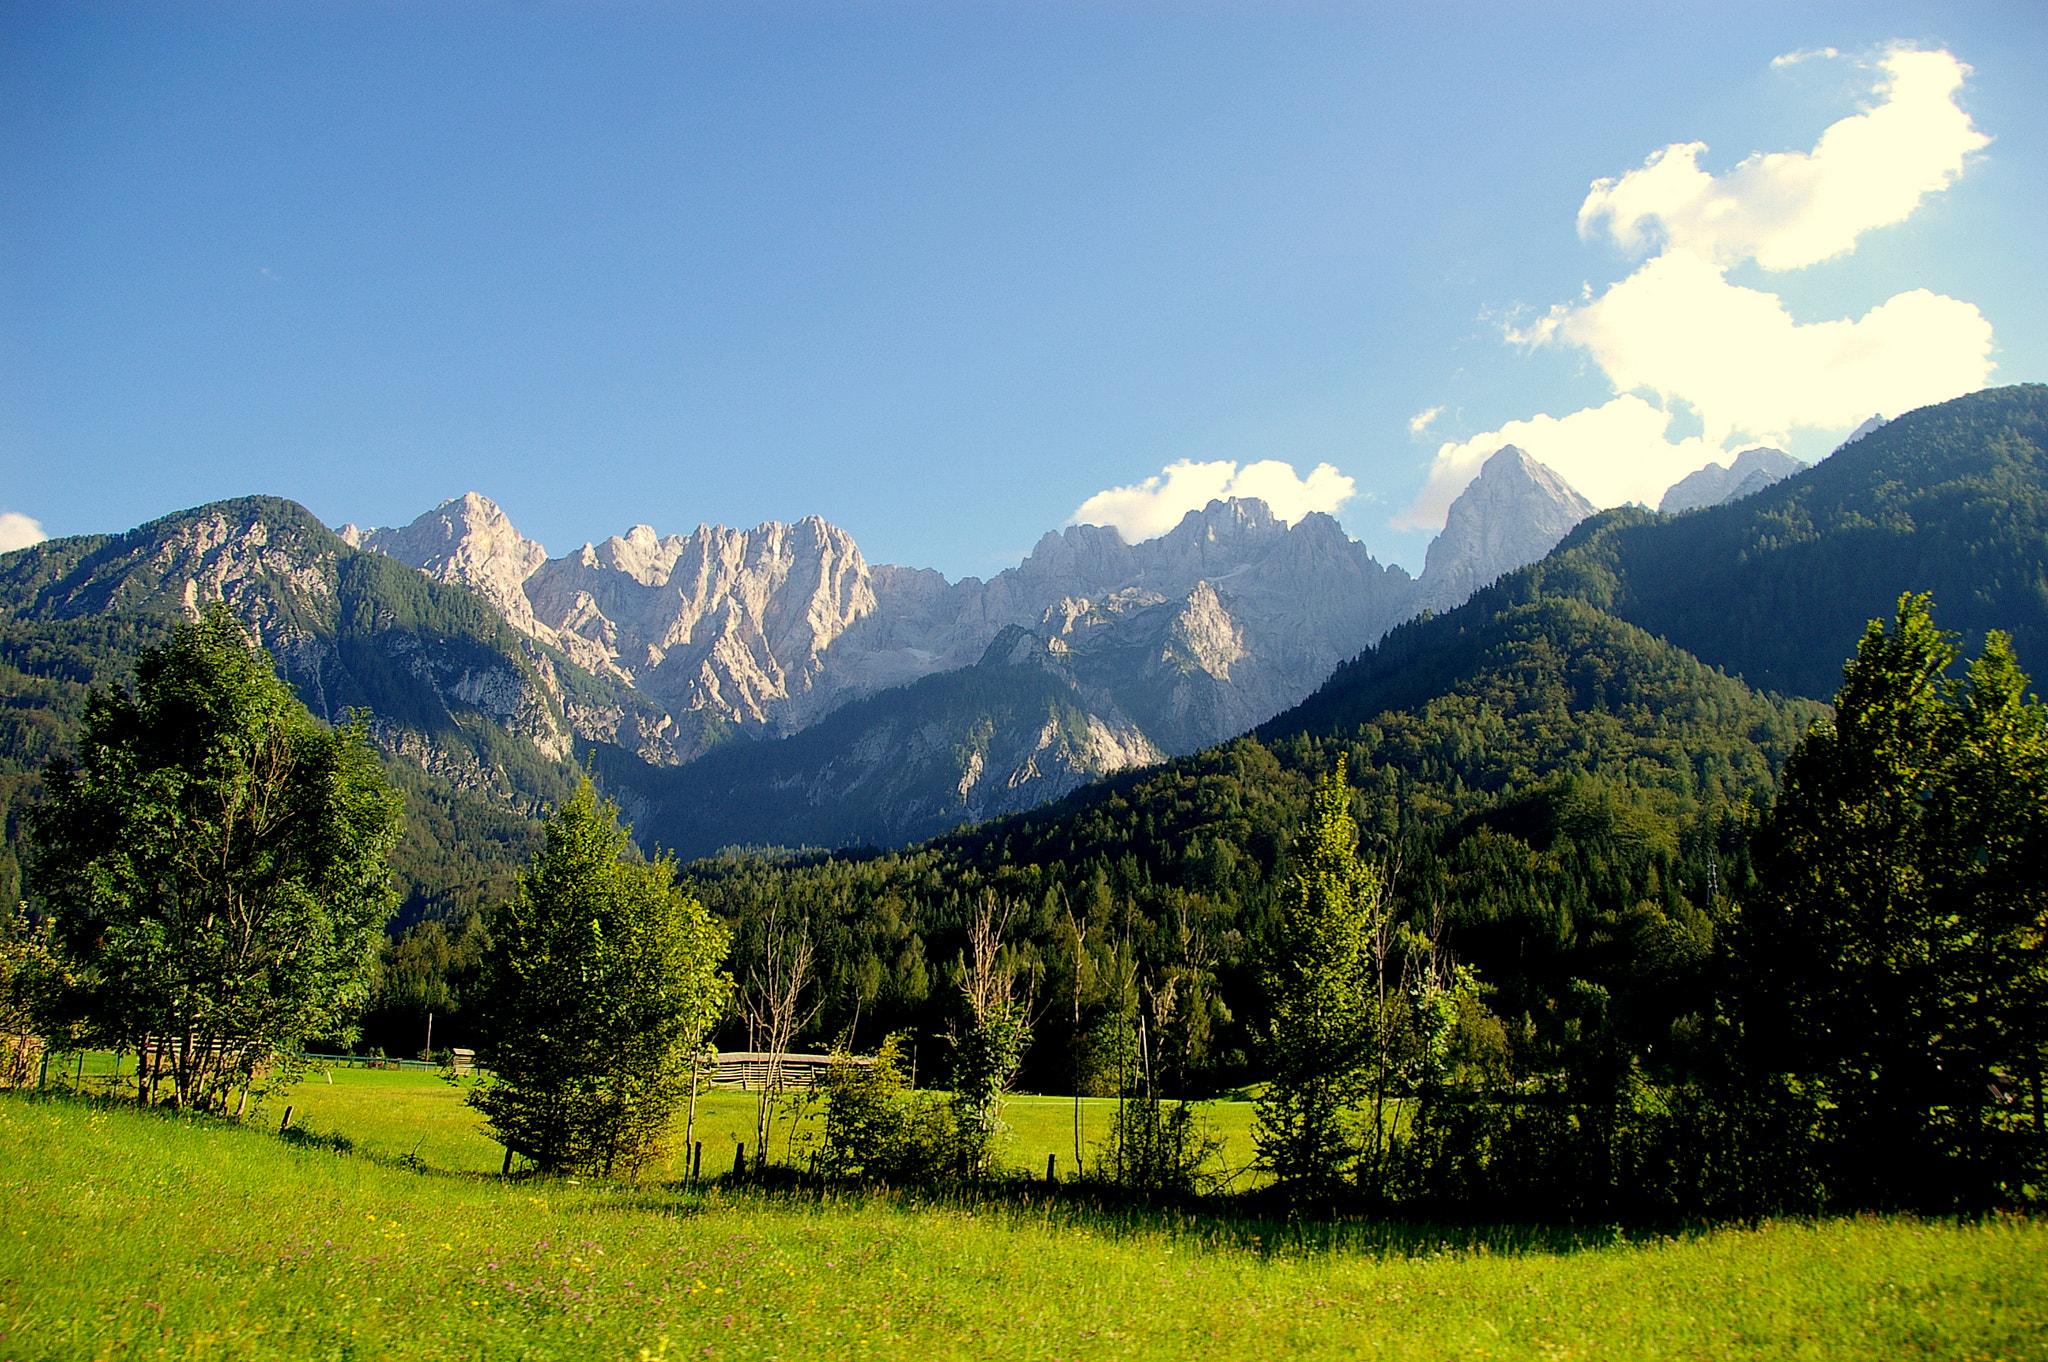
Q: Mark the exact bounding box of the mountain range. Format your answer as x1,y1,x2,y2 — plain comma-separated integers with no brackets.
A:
324,438,1602,843
0,429,1596,904
4,384,2041,907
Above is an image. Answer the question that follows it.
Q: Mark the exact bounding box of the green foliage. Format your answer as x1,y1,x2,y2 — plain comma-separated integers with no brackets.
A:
24,607,403,1110
0,901,61,1087
353,910,492,1057
468,779,732,1177
817,1032,963,1181
1254,757,1385,1193
949,895,1033,1171
0,496,590,953
1099,1093,1222,1197
674,590,1814,1111
1742,594,2048,1209
950,995,1030,1165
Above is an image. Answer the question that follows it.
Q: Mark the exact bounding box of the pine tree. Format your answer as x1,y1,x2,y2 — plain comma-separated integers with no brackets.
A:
1746,594,2048,1208
469,779,731,1177
1254,756,1385,1194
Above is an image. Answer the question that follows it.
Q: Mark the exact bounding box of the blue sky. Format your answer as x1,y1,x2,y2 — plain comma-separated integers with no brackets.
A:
4,2,2043,577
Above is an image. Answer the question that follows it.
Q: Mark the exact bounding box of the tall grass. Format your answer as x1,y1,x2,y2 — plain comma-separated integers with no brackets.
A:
4,1088,2044,1360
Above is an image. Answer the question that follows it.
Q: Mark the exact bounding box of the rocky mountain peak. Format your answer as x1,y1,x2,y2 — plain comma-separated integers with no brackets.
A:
349,493,551,634
333,471,1588,795
1658,447,1806,514
1838,414,1888,448
1415,446,1595,611
1163,496,1283,543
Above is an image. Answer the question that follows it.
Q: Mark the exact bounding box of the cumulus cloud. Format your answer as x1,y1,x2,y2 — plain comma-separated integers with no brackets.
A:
1408,406,1443,434
1396,396,1724,532
1400,45,1996,528
0,511,48,553
1073,459,1357,543
1531,249,1993,447
1578,47,1988,271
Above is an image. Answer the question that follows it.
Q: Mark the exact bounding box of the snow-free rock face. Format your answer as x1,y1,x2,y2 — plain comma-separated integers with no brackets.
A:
522,516,879,752
1658,448,1806,514
345,493,552,639
347,493,1420,769
1414,446,1595,612
333,470,1633,843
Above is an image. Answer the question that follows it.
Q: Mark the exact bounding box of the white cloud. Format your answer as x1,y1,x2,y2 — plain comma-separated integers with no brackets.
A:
1073,458,1357,543
1401,45,1997,529
0,511,48,553
1408,406,1443,434
1542,248,1993,447
1771,47,1840,68
1396,396,1724,532
1579,47,1988,271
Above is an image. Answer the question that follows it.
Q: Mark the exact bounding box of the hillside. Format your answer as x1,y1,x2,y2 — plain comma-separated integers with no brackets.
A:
592,638,1162,857
0,497,598,921
670,386,2048,1095
679,594,1820,1095
1280,384,2048,741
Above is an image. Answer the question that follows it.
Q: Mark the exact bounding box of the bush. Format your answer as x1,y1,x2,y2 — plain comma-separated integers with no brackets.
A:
818,1033,965,1183
1096,1093,1220,1198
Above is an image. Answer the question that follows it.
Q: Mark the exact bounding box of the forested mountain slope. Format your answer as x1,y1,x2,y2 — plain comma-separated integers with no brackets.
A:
592,638,1164,858
1281,384,2048,737
671,386,2048,1091
0,497,606,920
680,594,1821,1093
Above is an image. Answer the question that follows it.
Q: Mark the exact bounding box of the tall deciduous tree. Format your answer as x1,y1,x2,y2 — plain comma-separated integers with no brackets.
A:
1746,594,2048,1209
469,778,731,1177
1255,756,1386,1194
27,606,403,1110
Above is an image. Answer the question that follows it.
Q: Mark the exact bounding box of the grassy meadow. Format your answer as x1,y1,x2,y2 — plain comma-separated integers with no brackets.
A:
4,1073,2046,1361
55,1055,1264,1185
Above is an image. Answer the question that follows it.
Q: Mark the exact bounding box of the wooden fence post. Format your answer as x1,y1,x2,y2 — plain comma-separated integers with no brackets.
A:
733,1143,746,1178
1047,1153,1057,1184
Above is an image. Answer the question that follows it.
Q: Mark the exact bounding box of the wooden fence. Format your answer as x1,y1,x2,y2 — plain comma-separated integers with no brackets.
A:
711,1052,868,1090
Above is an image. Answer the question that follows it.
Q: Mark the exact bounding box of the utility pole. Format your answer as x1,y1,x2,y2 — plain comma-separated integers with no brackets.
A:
424,1011,434,1062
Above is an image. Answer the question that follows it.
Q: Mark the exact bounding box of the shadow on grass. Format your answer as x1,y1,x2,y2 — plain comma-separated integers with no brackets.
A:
606,1162,1710,1262
0,1088,1765,1258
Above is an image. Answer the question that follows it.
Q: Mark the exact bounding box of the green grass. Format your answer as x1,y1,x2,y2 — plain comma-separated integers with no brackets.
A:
72,1059,1261,1185
4,1088,2045,1361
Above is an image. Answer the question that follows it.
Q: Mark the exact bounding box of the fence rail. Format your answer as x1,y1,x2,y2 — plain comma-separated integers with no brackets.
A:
711,1052,867,1090
296,1051,447,1072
